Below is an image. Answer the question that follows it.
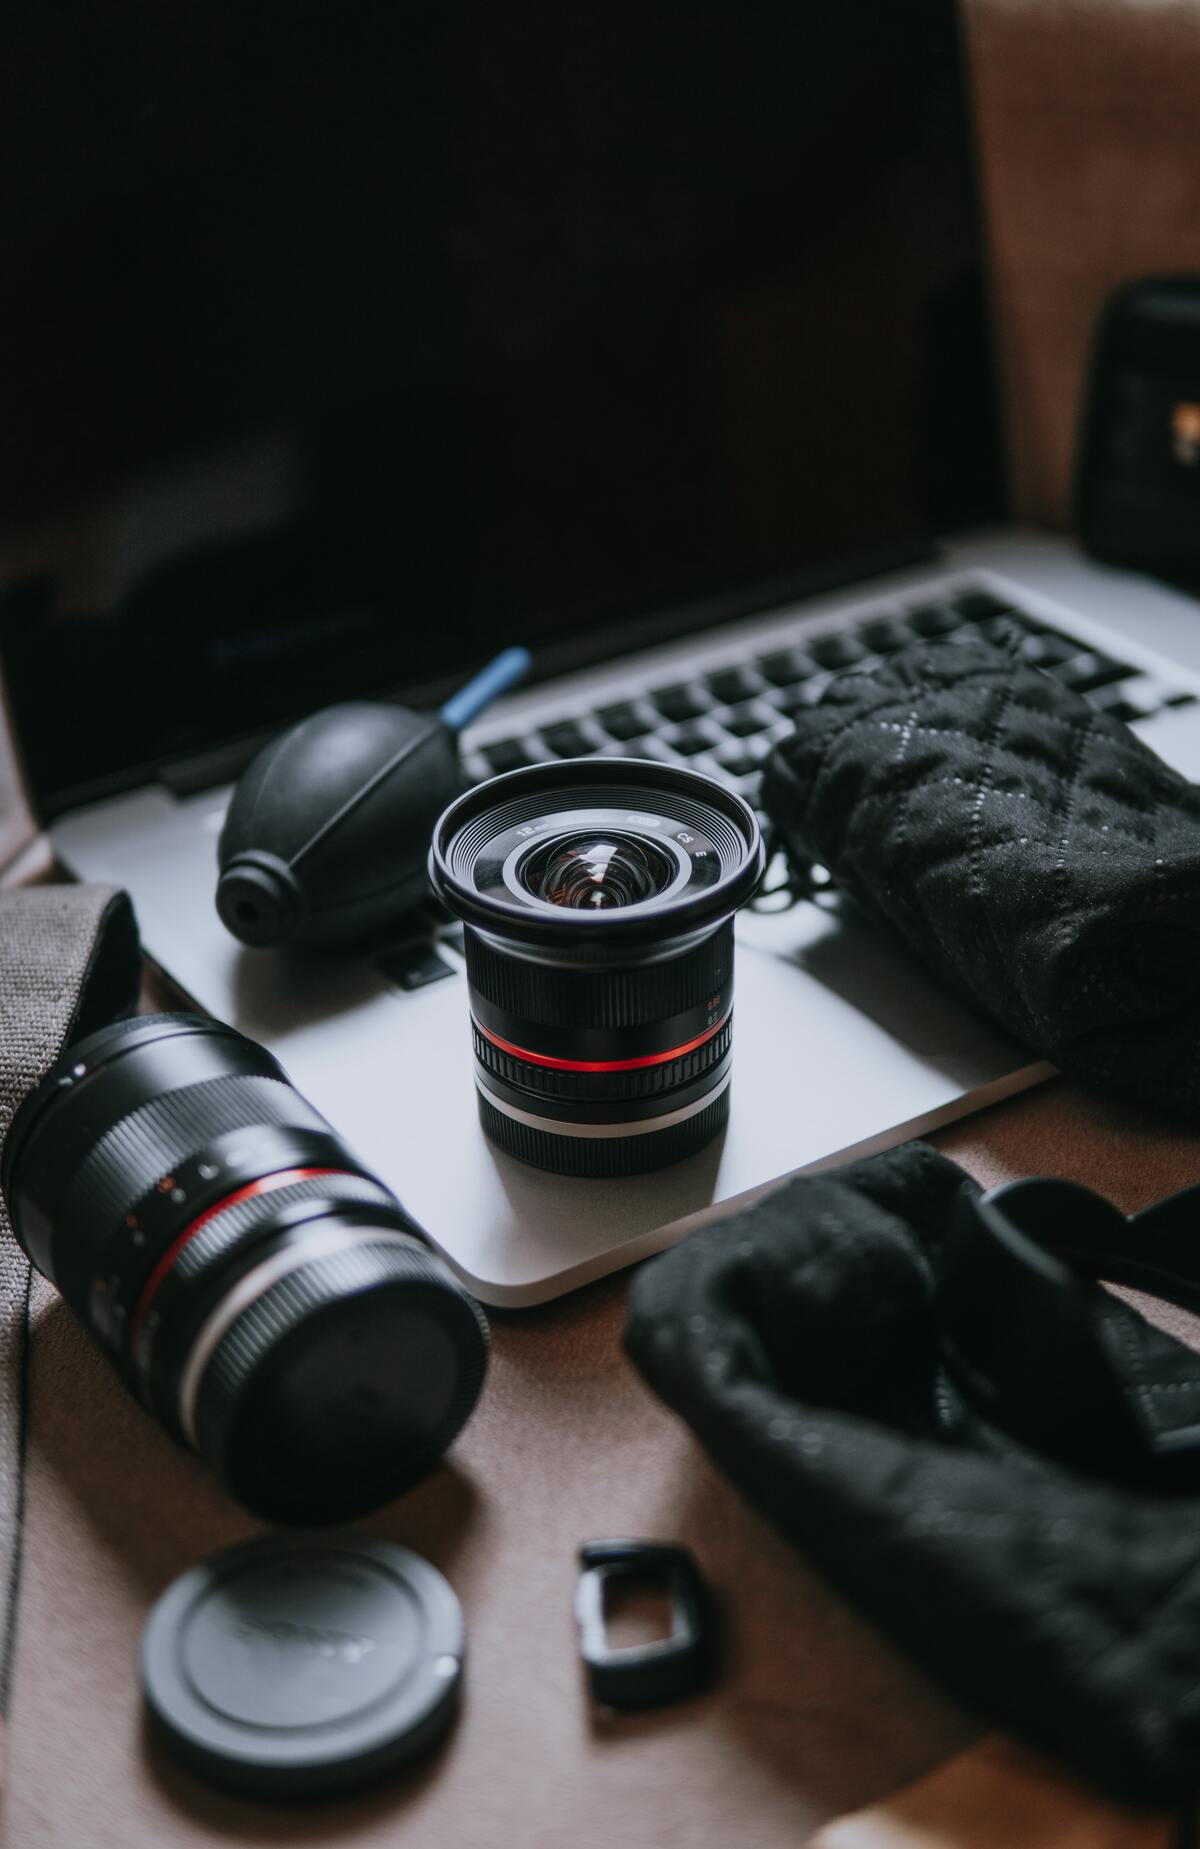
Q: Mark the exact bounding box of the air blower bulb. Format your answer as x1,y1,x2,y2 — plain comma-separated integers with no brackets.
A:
215,648,532,950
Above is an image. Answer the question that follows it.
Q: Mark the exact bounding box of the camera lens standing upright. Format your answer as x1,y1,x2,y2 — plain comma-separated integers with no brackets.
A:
3,1014,489,1523
430,759,765,1177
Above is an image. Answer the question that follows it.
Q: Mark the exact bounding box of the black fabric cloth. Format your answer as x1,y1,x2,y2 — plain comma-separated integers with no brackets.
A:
760,636,1200,1116
624,1142,1200,1807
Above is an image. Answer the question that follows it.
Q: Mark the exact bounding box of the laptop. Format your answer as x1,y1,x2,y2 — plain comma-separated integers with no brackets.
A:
4,2,1200,1304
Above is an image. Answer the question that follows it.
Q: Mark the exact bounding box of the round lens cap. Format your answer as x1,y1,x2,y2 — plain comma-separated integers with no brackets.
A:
140,1534,464,1797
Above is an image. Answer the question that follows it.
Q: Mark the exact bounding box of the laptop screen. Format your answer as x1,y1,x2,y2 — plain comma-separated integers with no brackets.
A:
0,1,1004,815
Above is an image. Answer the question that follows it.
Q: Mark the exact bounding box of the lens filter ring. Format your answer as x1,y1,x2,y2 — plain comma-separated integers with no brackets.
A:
430,758,763,950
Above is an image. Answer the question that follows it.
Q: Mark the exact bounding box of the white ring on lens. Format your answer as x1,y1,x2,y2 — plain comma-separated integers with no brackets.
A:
176,1223,414,1448
474,1066,732,1138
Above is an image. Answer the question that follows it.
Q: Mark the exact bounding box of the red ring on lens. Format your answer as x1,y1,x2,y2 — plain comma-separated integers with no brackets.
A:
471,1007,731,1073
128,1167,349,1349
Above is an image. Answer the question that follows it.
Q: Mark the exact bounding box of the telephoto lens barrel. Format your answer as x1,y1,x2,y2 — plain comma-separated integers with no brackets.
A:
429,759,764,1177
2,1014,489,1524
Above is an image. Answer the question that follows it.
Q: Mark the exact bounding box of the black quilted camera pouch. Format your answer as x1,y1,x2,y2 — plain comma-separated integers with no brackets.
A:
760,636,1200,1115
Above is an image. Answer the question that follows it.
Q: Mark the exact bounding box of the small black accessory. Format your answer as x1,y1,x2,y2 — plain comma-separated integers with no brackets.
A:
3,1012,489,1523
761,634,1200,1119
140,1533,464,1797
940,1176,1200,1490
428,758,764,1177
1077,275,1200,579
624,1142,1200,1808
216,648,530,949
574,1541,714,1711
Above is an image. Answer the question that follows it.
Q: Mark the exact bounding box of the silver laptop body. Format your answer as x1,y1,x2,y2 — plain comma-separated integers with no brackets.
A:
51,527,1200,1303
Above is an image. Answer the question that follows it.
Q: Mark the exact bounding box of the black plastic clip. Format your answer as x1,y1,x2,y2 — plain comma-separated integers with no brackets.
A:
574,1540,714,1711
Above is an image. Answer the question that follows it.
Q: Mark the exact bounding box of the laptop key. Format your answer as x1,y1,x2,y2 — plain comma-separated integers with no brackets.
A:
775,675,834,716
949,587,1016,623
857,616,916,654
808,632,868,669
482,737,536,774
665,724,717,757
651,682,709,723
1049,652,1132,695
705,665,760,704
907,602,962,637
978,613,1033,645
721,703,773,739
1019,631,1076,667
595,702,650,741
541,720,595,757
1115,678,1193,717
717,747,760,779
1085,681,1157,722
755,647,817,687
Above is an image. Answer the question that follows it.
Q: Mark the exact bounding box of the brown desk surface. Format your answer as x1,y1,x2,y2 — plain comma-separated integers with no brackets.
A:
4,1074,1196,1848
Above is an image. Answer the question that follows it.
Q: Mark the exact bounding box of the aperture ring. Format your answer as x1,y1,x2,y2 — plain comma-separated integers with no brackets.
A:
464,919,732,1029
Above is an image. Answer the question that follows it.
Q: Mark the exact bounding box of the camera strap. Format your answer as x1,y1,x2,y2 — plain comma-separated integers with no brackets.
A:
0,884,140,1713
939,1175,1200,1490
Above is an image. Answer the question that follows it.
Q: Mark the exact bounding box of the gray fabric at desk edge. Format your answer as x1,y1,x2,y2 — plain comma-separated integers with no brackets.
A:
0,885,140,1715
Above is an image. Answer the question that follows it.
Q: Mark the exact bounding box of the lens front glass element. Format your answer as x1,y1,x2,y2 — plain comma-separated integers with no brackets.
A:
523,831,676,911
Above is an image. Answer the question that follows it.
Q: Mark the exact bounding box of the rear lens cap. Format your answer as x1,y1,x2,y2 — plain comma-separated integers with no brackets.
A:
140,1534,464,1798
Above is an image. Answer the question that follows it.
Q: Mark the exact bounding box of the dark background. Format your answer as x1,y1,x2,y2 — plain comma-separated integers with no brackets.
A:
0,1,1005,810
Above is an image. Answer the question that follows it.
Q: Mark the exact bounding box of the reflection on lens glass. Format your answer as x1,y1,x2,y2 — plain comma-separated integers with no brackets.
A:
525,833,674,910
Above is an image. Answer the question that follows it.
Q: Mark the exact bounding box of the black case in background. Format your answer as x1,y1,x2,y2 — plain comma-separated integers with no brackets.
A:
1077,275,1200,581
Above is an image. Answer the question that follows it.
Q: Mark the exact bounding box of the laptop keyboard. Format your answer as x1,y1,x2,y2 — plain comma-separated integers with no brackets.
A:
463,582,1198,816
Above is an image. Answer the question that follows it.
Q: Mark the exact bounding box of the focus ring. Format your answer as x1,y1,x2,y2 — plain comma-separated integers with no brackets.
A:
464,920,732,1031
192,1233,489,1508
56,1075,326,1276
471,1014,733,1103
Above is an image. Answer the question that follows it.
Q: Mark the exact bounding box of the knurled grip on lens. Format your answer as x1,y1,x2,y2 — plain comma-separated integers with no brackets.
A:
463,919,732,1032
471,1014,733,1104
52,1074,327,1294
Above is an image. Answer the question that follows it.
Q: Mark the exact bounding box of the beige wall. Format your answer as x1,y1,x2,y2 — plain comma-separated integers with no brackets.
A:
963,0,1200,528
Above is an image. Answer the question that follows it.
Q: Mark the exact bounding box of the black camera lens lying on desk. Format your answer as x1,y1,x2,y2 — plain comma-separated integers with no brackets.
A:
429,758,765,1177
2,1014,488,1523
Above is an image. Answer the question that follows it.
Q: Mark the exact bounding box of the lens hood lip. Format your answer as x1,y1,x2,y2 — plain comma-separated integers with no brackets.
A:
429,758,765,948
